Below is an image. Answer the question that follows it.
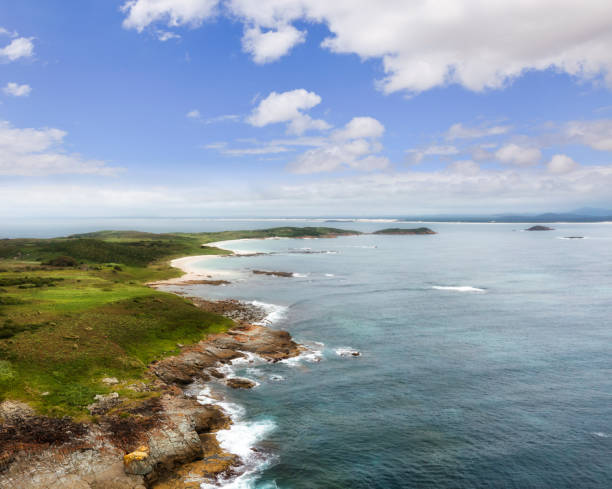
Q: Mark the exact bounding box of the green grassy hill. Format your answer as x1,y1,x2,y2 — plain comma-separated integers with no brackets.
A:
0,227,357,418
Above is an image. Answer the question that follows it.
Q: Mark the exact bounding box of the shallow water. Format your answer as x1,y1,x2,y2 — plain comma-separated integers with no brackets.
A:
163,223,612,488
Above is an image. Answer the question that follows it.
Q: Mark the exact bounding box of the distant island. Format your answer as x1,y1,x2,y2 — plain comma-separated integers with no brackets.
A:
373,227,436,235
525,225,555,231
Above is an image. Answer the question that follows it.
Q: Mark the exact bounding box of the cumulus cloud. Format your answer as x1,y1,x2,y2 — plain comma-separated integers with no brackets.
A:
120,1,612,95
495,143,542,167
242,24,305,63
156,30,181,41
247,89,329,134
447,160,480,176
565,119,612,151
0,121,119,176
121,0,219,32
446,123,511,140
205,141,290,155
186,109,201,119
228,1,612,95
0,36,34,61
547,154,579,174
288,116,388,173
407,145,459,164
3,82,31,97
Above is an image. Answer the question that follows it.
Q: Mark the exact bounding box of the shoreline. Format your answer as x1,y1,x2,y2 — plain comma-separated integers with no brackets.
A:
0,238,307,489
145,238,306,488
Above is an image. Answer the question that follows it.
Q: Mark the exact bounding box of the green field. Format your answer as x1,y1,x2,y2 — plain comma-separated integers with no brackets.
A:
0,227,357,417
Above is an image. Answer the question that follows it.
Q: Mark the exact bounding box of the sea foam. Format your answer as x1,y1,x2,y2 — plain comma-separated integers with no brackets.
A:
197,384,276,489
249,301,288,326
432,285,486,293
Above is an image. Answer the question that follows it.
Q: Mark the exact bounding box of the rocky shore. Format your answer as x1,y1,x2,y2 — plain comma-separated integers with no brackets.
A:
0,299,302,489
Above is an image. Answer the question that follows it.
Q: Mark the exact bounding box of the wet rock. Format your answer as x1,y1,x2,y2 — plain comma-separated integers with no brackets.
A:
225,377,256,389
252,270,293,277
525,225,554,231
192,406,231,434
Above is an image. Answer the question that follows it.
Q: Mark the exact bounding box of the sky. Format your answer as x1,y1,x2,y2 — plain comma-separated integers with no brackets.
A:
2,0,612,218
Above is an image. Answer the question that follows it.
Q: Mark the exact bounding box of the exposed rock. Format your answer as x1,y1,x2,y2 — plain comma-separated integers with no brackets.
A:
0,298,303,489
0,400,35,422
226,377,257,389
252,270,293,277
124,446,151,475
192,405,231,433
188,298,267,324
525,225,554,231
88,392,121,415
102,377,119,385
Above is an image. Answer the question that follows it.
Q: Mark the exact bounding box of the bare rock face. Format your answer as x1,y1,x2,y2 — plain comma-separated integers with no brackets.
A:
0,400,35,422
150,323,302,388
88,392,121,415
124,446,152,475
0,298,304,489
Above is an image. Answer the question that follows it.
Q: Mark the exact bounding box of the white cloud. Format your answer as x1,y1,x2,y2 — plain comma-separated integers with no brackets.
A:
205,141,290,155
565,119,612,151
119,1,612,95
247,89,329,134
547,154,579,174
495,143,541,167
186,109,201,119
5,164,612,217
121,0,219,32
0,27,16,37
227,1,612,95
242,24,305,64
0,37,34,61
407,144,459,164
333,116,384,140
3,82,31,97
446,123,511,140
447,160,480,176
288,116,388,173
157,30,181,41
0,121,119,176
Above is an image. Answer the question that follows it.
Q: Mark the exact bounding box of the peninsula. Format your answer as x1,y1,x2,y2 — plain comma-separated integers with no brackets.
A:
0,226,355,488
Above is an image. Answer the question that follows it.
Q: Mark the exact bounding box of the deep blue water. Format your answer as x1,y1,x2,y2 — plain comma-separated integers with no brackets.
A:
171,223,612,488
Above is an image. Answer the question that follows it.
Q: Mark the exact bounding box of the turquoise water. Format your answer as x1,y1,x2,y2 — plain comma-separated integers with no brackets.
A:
164,223,612,488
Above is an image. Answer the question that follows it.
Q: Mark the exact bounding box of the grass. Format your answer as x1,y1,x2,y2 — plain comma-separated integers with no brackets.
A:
0,226,358,418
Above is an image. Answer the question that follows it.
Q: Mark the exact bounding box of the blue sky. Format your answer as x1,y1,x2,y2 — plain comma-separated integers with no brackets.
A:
2,0,612,217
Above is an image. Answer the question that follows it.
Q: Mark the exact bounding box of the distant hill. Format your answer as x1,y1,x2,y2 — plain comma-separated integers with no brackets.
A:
397,210,612,223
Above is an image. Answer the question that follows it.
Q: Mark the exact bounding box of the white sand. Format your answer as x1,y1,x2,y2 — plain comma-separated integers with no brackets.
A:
148,239,256,287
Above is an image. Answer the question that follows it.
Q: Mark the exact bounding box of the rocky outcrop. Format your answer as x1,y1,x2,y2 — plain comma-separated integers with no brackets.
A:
373,227,436,235
226,377,257,389
525,225,554,231
0,292,302,489
252,270,293,277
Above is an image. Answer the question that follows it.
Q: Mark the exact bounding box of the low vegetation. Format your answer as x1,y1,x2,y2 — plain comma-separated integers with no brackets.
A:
373,227,436,235
0,227,356,418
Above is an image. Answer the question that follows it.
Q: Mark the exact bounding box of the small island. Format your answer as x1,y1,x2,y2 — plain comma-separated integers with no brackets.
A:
525,225,555,231
373,227,436,235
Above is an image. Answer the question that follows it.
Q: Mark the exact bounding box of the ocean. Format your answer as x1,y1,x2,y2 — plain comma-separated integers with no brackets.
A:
160,221,612,488
5,218,611,488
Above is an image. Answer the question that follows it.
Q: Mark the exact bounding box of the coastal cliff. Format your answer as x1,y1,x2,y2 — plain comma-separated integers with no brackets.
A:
0,300,302,489
0,227,342,489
